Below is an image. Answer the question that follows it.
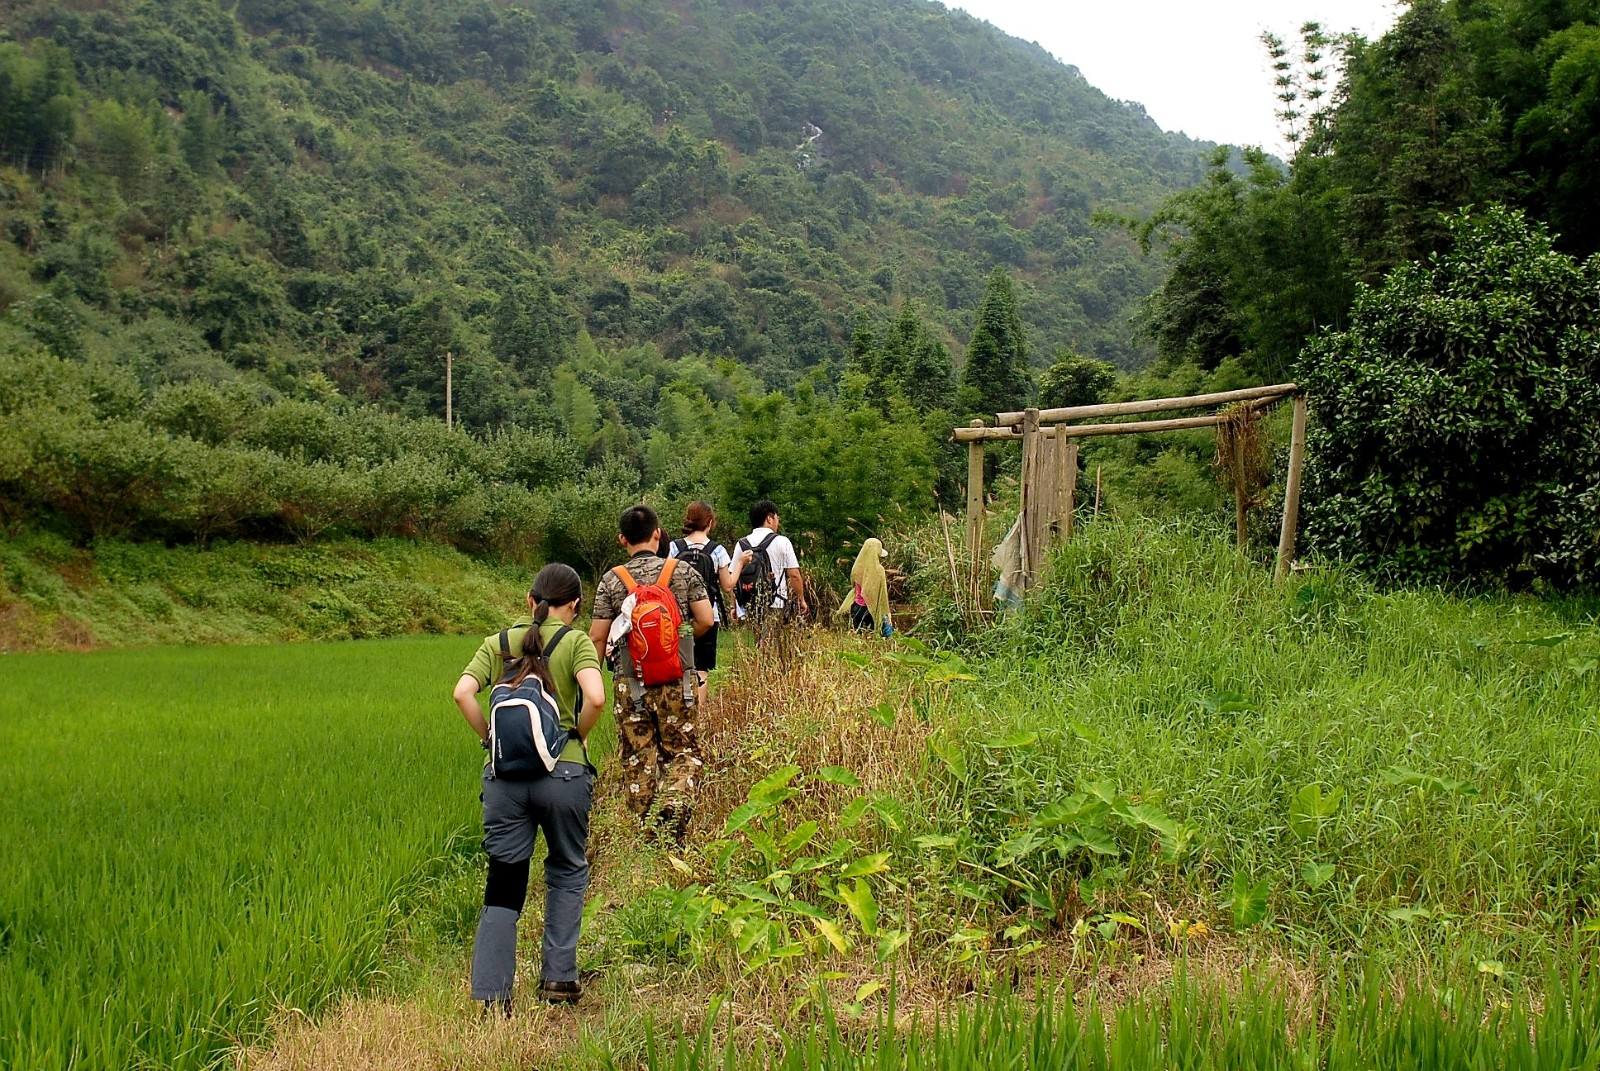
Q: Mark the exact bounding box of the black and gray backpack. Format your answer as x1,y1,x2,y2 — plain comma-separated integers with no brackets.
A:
487,626,578,779
734,531,780,615
671,538,728,622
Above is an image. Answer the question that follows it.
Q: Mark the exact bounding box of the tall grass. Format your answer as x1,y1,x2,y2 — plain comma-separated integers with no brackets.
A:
644,976,1600,1070
0,636,500,1069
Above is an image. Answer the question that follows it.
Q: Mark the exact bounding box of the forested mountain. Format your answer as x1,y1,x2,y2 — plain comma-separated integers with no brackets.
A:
0,0,1210,432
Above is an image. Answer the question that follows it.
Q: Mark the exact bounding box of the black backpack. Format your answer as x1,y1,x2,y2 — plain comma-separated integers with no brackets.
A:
734,531,780,614
671,538,727,623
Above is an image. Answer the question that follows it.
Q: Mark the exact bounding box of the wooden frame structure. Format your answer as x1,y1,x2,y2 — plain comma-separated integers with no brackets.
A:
956,383,1309,596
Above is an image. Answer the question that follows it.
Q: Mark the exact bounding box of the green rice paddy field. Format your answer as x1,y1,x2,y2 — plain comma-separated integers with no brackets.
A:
0,635,528,1070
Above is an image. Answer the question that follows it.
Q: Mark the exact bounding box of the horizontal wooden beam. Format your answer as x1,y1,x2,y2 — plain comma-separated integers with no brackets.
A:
996,382,1298,427
953,406,1282,443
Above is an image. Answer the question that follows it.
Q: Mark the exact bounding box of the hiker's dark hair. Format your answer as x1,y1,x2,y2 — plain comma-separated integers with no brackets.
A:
619,504,660,545
749,499,779,528
503,563,580,691
683,500,715,535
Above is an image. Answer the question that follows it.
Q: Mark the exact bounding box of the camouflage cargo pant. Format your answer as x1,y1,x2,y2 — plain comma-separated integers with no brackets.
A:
616,683,702,843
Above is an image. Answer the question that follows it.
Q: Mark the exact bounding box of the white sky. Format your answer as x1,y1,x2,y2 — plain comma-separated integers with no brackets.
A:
947,0,1403,155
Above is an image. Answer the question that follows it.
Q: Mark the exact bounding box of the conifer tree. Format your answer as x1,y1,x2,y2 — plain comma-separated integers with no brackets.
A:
960,268,1029,416
889,303,953,413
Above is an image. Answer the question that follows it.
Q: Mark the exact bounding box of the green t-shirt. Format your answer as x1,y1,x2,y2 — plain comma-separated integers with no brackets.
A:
461,619,603,767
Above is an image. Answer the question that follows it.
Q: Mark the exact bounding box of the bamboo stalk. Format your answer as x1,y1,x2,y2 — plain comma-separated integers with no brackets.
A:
996,382,1298,426
1274,393,1309,582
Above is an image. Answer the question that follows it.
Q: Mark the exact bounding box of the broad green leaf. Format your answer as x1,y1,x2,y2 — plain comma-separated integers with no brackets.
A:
1105,911,1145,931
838,651,873,668
723,799,771,835
914,834,958,850
876,929,910,961
1477,960,1506,978
869,702,897,727
1301,861,1335,888
1509,633,1570,647
735,917,771,956
812,918,850,954
929,733,965,776
668,855,694,877
1228,872,1270,928
783,899,830,920
855,980,886,1002
982,730,1039,749
1385,905,1432,924
782,821,820,855
817,766,860,787
733,883,780,906
1577,919,1600,933
839,797,872,827
840,878,879,936
1288,783,1344,839
840,852,892,879
749,764,803,803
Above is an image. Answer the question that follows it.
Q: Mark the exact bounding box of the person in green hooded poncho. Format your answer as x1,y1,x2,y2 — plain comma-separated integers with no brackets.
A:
837,537,892,637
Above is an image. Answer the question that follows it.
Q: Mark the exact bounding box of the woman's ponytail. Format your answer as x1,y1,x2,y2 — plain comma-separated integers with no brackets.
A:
504,563,583,692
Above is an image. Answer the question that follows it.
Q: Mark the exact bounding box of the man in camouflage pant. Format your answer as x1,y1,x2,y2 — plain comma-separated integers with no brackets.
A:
588,504,715,844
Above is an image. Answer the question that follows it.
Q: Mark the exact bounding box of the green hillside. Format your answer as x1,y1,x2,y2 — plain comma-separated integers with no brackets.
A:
0,0,1208,433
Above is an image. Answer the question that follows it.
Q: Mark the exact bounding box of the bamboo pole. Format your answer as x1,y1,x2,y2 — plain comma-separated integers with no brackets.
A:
965,419,985,609
955,411,1242,442
1019,407,1040,590
996,382,1298,427
1062,436,1078,540
1231,426,1249,551
1093,465,1102,519
1274,393,1309,582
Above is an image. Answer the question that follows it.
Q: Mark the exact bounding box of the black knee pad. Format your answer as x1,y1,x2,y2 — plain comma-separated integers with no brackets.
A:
484,856,530,912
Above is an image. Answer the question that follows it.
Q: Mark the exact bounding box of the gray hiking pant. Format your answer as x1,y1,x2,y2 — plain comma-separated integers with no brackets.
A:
470,761,593,999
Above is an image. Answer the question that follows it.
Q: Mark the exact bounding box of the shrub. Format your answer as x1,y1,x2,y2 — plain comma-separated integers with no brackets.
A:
1301,206,1600,589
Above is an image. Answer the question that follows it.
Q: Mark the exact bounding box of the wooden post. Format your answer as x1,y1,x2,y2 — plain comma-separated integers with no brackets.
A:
445,351,453,431
1093,465,1102,519
1274,393,1309,582
1019,407,1040,589
1231,426,1249,552
965,419,985,609
1061,435,1078,541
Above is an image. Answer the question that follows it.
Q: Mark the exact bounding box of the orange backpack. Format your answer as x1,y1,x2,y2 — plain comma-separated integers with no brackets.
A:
613,559,687,687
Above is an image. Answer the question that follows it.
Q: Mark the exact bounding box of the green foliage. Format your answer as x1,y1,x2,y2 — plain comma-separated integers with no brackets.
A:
1300,207,1600,589
1134,0,1600,385
958,268,1030,417
1036,352,1117,410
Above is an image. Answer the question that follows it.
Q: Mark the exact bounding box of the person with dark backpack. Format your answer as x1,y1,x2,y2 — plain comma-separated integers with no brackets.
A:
667,500,734,707
728,499,806,624
451,563,605,1014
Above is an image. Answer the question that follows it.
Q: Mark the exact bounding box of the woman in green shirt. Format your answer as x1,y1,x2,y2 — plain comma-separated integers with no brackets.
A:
451,562,604,1013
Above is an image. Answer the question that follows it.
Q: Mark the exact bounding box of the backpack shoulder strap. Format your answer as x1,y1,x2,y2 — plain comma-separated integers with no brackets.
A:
757,531,779,552
497,628,512,659
542,624,573,660
670,538,687,558
612,565,638,593
658,557,679,585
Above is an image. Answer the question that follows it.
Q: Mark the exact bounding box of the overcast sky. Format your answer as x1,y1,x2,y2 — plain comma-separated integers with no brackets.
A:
946,0,1403,155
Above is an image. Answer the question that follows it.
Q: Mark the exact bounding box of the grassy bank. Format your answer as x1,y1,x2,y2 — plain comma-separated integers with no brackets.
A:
0,531,527,650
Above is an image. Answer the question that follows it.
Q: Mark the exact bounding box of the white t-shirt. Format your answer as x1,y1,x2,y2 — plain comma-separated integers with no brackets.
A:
667,536,733,624
729,527,800,611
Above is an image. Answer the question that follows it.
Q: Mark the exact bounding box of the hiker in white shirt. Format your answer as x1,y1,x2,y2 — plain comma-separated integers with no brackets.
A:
727,498,807,621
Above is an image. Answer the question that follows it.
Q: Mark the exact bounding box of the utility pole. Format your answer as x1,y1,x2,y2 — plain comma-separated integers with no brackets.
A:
445,351,453,431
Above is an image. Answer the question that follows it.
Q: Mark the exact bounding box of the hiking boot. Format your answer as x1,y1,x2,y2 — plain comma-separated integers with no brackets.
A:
538,979,582,1005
